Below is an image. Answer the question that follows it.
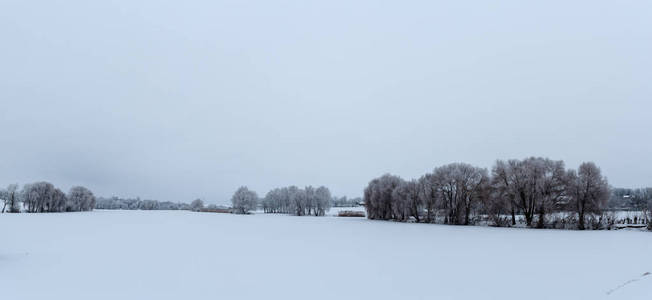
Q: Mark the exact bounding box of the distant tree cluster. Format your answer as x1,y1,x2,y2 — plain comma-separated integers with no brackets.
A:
609,188,652,230
262,186,332,216
0,182,96,213
609,188,652,211
95,197,191,210
331,196,362,207
190,199,205,212
364,158,611,230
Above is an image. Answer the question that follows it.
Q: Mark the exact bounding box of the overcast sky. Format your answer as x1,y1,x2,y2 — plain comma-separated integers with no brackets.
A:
1,0,651,204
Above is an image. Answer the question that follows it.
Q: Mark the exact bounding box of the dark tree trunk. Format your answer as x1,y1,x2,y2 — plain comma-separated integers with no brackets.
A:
536,206,546,229
524,213,533,227
578,211,585,230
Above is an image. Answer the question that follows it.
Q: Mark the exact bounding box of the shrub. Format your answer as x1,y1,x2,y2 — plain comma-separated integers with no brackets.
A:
338,210,365,217
200,208,231,213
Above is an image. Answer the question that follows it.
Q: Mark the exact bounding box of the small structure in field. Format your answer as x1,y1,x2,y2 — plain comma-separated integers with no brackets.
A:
338,210,365,217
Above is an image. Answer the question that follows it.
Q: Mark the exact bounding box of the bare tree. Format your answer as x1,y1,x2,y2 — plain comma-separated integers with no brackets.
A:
535,159,567,228
491,160,519,225
491,157,566,227
432,163,489,225
567,162,610,230
404,180,423,222
418,174,438,223
314,186,332,216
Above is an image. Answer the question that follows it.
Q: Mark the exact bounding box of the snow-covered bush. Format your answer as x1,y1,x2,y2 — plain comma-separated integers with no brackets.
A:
338,210,365,217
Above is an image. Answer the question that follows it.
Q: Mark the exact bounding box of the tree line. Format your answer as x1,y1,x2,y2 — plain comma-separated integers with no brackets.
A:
0,182,96,213
96,196,192,210
364,157,618,230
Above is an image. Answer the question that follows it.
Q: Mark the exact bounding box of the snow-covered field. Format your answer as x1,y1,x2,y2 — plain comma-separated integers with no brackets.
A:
1,210,650,300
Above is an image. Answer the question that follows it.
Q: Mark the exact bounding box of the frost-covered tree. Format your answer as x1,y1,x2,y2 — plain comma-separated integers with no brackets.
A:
391,181,411,222
405,180,423,222
1,184,21,213
263,188,284,213
51,188,67,212
567,162,610,230
66,186,96,212
21,182,43,212
314,186,332,216
159,201,183,210
190,199,204,212
535,159,567,228
0,187,7,213
231,186,258,214
0,188,5,213
485,178,512,227
139,199,160,210
289,186,307,216
364,174,404,220
491,160,521,225
262,186,332,216
390,180,422,222
22,182,67,213
418,174,438,223
630,188,652,225
304,186,316,216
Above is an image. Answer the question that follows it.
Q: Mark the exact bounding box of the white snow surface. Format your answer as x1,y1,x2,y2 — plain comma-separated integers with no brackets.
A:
1,210,650,300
